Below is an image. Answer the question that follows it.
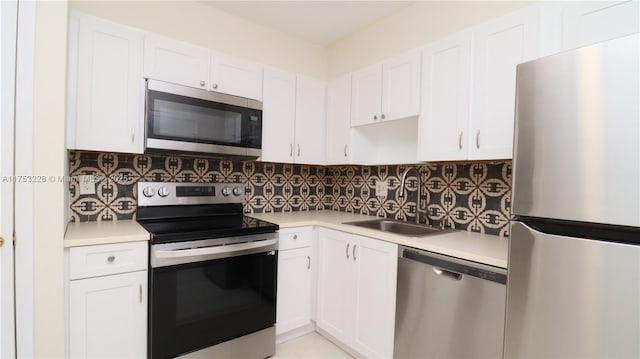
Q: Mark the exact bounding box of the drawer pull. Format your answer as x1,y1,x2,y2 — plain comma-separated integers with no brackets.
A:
307,256,310,270
293,234,298,240
107,255,115,263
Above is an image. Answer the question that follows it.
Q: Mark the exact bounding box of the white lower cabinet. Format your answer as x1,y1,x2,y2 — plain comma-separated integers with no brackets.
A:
315,230,353,341
316,228,398,358
277,247,312,335
69,271,147,358
66,241,147,358
276,228,314,341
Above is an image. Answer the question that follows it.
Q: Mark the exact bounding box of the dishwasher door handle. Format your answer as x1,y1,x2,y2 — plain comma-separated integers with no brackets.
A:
433,267,462,281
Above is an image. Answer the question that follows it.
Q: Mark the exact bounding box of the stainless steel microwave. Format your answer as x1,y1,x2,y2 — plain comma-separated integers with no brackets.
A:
145,79,262,158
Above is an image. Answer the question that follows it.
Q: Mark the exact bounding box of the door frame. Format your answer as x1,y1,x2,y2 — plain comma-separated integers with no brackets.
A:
13,1,36,357
0,0,17,357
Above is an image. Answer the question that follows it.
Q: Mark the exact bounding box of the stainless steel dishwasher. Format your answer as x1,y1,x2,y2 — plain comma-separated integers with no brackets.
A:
394,246,507,359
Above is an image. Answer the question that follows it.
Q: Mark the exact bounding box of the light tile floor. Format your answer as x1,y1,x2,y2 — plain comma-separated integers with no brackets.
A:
272,332,353,358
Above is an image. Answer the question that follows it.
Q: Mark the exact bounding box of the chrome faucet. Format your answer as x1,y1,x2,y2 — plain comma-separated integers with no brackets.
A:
399,167,429,225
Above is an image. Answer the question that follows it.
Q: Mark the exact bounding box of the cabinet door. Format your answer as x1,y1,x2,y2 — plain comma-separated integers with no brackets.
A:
470,7,539,160
210,52,263,100
562,1,639,51
351,236,398,359
295,76,327,165
382,51,421,122
276,247,312,335
73,14,144,154
143,35,210,90
69,270,147,358
419,31,472,162
316,228,354,344
326,75,352,164
261,67,296,163
351,64,383,127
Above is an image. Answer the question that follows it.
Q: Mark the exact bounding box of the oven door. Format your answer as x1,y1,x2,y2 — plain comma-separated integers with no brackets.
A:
149,235,277,359
145,79,262,158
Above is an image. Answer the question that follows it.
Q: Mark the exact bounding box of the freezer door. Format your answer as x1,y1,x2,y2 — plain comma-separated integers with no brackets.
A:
505,221,640,358
512,33,640,226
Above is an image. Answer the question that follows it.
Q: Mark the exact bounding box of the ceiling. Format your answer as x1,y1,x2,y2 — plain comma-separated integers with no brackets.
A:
204,1,416,46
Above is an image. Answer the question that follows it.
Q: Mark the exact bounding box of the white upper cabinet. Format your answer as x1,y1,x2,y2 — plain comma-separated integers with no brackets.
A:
144,35,263,100
210,51,263,100
261,67,297,163
381,51,421,122
418,31,472,162
68,13,145,154
351,51,421,127
326,75,352,165
143,35,210,90
469,7,539,160
540,1,640,57
261,69,326,165
562,1,639,51
294,75,327,165
350,63,383,127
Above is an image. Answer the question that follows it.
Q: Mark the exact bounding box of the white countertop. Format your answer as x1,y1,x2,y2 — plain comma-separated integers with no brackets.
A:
62,211,508,268
64,220,150,248
249,211,508,269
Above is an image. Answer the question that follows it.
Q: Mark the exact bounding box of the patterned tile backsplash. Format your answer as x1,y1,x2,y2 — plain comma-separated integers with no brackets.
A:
69,151,511,236
327,162,512,236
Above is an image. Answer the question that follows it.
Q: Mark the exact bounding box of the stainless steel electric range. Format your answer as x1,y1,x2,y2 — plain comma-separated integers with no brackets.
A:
136,182,279,359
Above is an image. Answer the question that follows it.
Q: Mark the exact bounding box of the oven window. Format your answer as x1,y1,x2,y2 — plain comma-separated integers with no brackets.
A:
149,251,277,359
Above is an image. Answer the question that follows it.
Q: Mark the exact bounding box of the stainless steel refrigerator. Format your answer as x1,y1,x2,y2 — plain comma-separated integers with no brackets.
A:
506,33,640,358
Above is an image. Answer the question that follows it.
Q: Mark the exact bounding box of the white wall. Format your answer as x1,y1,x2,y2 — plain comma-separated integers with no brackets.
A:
327,1,532,78
15,1,67,357
69,1,328,80
67,1,535,80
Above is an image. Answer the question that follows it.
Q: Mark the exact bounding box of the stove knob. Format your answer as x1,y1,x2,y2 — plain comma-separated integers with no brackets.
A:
221,187,232,196
142,186,155,198
233,186,243,196
158,186,170,197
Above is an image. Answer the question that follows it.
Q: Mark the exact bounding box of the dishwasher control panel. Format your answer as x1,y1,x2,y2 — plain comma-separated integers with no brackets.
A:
400,247,507,284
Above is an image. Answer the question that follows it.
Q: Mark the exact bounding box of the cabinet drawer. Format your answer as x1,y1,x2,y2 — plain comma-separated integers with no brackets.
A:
69,241,148,280
278,227,312,250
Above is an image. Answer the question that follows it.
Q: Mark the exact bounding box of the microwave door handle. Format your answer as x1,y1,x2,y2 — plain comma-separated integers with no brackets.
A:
153,238,278,264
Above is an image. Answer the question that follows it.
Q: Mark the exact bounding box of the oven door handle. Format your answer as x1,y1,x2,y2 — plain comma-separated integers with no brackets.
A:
151,238,278,268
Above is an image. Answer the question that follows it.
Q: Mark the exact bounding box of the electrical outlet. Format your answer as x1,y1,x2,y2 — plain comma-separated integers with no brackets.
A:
78,175,96,195
375,180,388,197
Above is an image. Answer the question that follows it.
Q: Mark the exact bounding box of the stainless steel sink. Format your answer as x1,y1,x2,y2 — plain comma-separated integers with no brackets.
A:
342,219,455,237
